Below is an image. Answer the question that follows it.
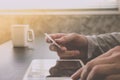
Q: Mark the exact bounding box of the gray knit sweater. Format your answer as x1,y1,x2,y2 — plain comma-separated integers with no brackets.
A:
86,32,120,59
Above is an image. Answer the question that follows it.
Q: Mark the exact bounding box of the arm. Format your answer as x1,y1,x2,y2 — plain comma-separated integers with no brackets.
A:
86,32,120,60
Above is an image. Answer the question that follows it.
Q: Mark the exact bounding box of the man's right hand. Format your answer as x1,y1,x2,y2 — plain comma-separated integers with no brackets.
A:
45,33,88,61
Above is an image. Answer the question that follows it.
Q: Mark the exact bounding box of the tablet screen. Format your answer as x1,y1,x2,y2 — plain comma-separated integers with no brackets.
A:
24,59,82,80
47,60,82,77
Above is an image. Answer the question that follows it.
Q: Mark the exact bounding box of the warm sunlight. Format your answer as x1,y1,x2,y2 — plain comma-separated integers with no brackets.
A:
0,0,119,44
0,1,120,80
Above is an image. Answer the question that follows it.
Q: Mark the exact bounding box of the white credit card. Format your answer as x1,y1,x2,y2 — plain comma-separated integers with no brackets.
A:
44,33,61,49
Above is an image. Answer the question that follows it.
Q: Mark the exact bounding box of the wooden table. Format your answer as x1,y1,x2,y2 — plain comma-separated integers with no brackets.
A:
0,36,59,80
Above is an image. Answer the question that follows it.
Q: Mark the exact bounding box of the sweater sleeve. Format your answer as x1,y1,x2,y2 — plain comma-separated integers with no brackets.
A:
86,32,120,59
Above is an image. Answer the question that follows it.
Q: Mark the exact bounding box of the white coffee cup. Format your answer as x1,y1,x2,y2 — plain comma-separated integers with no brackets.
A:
11,25,35,47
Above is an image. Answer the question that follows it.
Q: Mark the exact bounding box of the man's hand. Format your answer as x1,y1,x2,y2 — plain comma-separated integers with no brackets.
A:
45,33,88,61
71,46,120,80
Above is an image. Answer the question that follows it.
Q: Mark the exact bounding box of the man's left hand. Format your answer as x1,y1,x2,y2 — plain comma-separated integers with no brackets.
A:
72,46,120,80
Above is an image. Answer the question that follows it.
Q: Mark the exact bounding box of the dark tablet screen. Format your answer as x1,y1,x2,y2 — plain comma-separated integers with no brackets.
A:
47,60,82,77
25,59,82,80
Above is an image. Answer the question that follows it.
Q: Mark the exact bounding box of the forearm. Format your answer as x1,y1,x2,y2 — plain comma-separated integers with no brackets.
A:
86,32,120,60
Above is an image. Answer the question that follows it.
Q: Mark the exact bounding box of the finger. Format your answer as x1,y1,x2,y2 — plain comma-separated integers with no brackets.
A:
81,46,120,80
81,57,113,80
58,50,81,59
55,33,77,44
45,33,66,43
49,44,67,51
87,64,120,80
105,74,120,80
49,44,58,51
49,33,66,39
71,68,83,80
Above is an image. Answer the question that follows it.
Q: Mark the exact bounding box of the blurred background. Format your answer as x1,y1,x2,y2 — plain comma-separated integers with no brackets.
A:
0,15,120,44
0,0,120,44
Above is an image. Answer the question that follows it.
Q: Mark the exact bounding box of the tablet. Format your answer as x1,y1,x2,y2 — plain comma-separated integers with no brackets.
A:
23,59,83,80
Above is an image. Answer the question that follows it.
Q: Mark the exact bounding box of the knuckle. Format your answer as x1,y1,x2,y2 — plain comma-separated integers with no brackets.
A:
70,33,78,37
113,46,120,50
108,46,120,54
70,33,79,39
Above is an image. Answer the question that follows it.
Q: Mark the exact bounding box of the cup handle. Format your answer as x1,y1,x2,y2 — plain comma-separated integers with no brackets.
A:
27,29,35,42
